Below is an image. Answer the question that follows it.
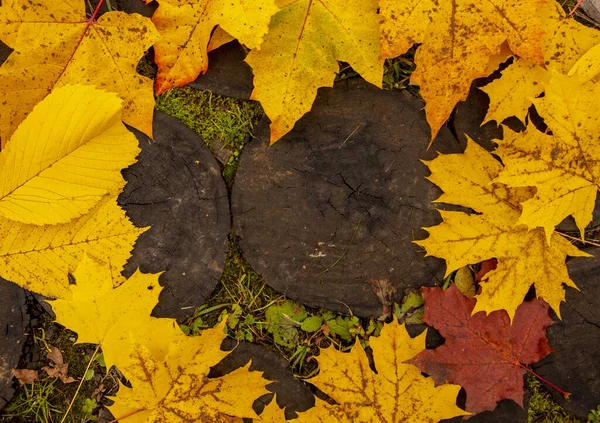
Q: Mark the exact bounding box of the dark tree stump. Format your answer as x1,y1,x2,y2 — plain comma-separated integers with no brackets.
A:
91,0,157,17
209,340,315,420
119,111,230,321
444,398,528,423
232,78,464,317
532,249,600,419
0,279,27,411
450,85,505,152
115,0,157,17
188,41,254,100
0,41,11,67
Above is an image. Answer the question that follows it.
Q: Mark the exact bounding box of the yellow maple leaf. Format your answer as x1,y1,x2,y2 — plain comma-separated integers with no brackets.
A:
208,27,236,52
0,85,139,225
295,319,466,422
151,0,278,95
108,321,270,422
568,42,600,83
416,140,589,319
256,398,287,422
380,0,547,140
495,72,600,240
481,59,549,125
0,196,146,300
0,0,158,143
480,4,600,125
50,254,185,372
245,0,383,144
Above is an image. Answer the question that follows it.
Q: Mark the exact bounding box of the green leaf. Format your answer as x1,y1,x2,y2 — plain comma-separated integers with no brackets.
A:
95,353,105,368
266,300,309,349
300,316,323,333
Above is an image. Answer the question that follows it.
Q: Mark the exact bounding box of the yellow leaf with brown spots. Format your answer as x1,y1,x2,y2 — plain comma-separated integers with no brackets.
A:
480,4,600,125
50,254,185,373
495,72,600,240
416,140,589,319
481,59,549,125
108,321,270,423
151,0,278,95
380,0,547,140
568,42,600,83
245,0,383,144
0,195,146,300
0,0,158,144
295,319,466,422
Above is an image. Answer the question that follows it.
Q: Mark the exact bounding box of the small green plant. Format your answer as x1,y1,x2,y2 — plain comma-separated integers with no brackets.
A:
589,405,600,423
2,380,61,423
80,398,97,422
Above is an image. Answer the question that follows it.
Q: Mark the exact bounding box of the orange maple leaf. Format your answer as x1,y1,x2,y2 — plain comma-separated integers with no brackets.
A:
380,0,549,140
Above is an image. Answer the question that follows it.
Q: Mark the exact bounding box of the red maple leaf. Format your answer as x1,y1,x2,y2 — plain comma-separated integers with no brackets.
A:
409,285,555,415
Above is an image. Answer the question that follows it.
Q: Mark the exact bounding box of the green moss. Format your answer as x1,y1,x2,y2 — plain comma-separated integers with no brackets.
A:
156,86,262,149
528,376,581,423
156,86,263,186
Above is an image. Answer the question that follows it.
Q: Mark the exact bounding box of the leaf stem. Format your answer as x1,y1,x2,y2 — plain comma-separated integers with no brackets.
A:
557,231,600,247
567,0,584,17
518,363,570,399
59,344,100,423
89,0,106,23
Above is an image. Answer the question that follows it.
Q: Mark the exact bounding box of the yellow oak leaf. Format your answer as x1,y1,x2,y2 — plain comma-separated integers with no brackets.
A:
480,4,600,125
108,321,270,422
0,0,158,143
417,140,589,319
0,196,147,300
380,0,547,140
495,72,600,240
0,85,140,225
151,0,278,95
50,254,185,372
245,0,383,144
295,319,466,422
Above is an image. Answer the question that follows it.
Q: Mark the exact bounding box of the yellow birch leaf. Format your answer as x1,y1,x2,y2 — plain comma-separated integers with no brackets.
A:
296,319,466,422
151,0,278,95
380,0,547,140
0,196,147,300
0,85,139,225
50,255,185,372
245,0,383,144
108,321,270,423
480,4,600,124
495,73,600,240
417,140,589,319
0,0,158,143
208,27,236,52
